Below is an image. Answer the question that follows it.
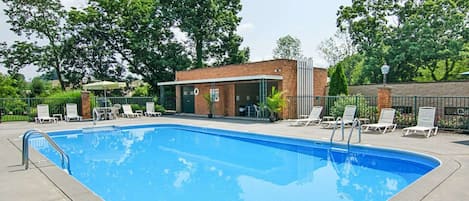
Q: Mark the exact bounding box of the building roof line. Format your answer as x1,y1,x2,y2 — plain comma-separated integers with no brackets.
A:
157,75,283,86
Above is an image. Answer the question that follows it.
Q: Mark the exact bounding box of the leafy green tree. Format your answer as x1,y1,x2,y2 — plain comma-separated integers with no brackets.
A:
165,0,247,68
328,63,348,96
70,0,191,93
0,73,18,97
2,0,69,90
329,54,365,85
30,77,46,97
337,0,469,83
213,32,250,66
0,41,38,77
273,35,302,59
387,0,468,81
318,30,356,66
132,84,149,97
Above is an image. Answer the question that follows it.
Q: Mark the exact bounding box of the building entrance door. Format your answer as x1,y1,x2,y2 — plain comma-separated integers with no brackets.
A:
182,86,195,113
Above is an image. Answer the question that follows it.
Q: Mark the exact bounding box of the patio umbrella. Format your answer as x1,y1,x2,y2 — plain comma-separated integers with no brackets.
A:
83,81,126,108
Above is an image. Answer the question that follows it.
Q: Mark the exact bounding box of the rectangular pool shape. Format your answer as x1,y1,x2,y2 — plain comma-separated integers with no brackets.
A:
30,124,439,201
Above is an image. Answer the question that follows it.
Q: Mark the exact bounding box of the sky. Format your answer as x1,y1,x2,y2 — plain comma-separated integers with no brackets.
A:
0,0,350,80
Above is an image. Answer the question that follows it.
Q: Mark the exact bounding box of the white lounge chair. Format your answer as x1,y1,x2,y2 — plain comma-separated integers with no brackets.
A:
403,107,438,137
65,103,82,122
289,106,323,126
320,105,356,128
145,102,162,117
362,108,396,134
35,104,58,123
122,104,142,118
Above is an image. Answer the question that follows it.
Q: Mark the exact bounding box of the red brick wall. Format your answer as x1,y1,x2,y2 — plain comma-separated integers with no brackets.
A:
194,83,232,116
224,84,235,116
314,68,328,96
377,87,392,114
174,59,327,118
81,91,91,119
176,59,296,81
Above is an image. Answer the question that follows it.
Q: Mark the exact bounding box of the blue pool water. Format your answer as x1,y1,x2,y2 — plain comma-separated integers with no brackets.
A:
30,124,439,201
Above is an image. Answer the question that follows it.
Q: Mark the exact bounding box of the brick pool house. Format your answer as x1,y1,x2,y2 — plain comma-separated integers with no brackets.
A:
158,59,328,119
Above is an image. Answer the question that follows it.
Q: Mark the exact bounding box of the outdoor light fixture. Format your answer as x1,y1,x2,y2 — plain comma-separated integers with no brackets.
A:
381,64,390,86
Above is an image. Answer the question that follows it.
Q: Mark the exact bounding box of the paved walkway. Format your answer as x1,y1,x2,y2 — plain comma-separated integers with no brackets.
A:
1,116,468,201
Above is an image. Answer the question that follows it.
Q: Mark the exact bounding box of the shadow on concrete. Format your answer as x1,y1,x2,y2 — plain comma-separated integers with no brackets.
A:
453,140,469,146
165,115,270,125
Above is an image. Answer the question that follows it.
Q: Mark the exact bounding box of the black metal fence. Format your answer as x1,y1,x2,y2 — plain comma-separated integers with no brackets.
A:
286,96,378,122
286,95,469,131
392,96,469,130
0,97,155,122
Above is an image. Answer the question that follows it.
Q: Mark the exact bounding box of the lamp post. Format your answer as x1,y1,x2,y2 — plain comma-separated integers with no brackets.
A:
381,64,390,86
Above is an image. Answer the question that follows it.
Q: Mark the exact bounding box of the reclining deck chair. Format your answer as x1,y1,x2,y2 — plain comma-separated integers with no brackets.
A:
289,106,323,126
320,105,356,128
361,108,396,134
403,107,438,137
122,104,142,118
145,102,162,117
65,103,82,122
36,104,58,123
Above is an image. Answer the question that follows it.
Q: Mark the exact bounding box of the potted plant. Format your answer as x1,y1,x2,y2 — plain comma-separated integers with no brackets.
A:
262,86,286,122
203,93,214,118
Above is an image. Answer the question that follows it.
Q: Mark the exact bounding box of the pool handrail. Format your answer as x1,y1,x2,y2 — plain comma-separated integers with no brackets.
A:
347,118,362,148
330,117,362,148
22,129,71,174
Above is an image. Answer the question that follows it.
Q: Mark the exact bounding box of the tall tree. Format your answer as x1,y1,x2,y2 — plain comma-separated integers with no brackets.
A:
69,0,191,93
165,0,247,68
2,0,68,90
387,0,468,81
0,41,38,77
337,0,469,83
328,63,348,96
273,35,302,59
318,30,356,67
337,0,392,84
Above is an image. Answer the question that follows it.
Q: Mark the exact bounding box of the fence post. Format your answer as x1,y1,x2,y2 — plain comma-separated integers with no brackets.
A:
414,96,418,124
377,87,392,115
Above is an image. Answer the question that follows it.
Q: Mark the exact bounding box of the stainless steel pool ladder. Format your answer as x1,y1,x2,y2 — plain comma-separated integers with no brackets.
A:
22,129,71,174
329,118,362,148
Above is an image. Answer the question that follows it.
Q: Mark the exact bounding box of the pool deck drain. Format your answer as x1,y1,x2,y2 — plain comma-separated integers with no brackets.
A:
1,116,468,201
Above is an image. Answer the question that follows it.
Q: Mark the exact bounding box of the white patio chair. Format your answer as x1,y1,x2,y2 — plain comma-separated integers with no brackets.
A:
320,105,356,128
122,104,142,118
145,102,162,117
65,103,82,122
289,106,323,126
361,108,396,134
403,107,438,137
109,104,121,120
36,104,58,123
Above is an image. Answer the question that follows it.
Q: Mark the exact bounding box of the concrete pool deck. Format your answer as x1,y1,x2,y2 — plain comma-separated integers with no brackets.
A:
0,115,468,201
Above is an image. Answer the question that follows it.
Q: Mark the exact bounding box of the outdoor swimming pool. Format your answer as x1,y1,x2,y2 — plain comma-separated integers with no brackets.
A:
30,124,439,201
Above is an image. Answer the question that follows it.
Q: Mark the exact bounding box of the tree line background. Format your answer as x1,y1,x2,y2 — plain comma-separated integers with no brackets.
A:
0,0,468,99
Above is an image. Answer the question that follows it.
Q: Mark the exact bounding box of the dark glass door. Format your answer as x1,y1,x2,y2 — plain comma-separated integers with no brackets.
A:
182,86,195,113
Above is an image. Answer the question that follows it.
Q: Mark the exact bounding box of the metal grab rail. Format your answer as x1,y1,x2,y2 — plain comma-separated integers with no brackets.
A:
329,117,362,148
347,118,362,148
22,129,71,174
329,117,343,144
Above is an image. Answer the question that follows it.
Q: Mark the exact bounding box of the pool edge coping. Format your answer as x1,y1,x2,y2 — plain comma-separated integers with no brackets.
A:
18,122,458,201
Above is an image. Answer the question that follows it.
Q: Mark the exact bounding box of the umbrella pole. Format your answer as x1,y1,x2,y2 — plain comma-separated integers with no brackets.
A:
104,89,107,108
